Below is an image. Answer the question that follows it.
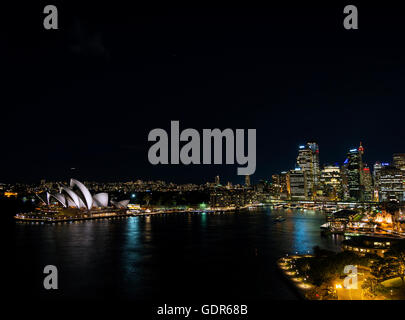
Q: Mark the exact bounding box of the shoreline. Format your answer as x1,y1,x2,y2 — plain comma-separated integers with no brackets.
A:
13,206,253,224
276,261,307,300
14,213,133,223
277,255,316,300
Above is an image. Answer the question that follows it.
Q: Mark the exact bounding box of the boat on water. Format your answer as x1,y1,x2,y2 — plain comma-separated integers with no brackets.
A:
273,215,286,222
320,222,330,230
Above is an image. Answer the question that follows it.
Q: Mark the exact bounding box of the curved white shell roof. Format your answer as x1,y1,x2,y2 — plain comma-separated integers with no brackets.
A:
118,200,130,208
51,193,67,207
70,179,93,210
36,192,50,205
62,186,81,208
78,197,87,209
66,198,76,207
93,193,109,208
111,199,130,209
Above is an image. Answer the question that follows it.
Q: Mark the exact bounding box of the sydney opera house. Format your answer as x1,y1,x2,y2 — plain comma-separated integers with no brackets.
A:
22,179,131,221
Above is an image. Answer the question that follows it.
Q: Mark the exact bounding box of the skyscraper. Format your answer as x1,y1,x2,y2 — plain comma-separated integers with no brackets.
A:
393,153,405,171
392,154,405,198
320,165,342,200
281,171,290,199
379,165,404,202
273,171,290,199
362,165,373,201
347,146,363,201
296,142,320,200
341,158,350,200
271,174,280,186
288,168,307,200
215,175,220,186
373,161,390,193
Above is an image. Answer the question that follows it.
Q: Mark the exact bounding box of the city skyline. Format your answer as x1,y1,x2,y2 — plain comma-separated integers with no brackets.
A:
4,141,404,206
4,3,405,184
1,141,403,185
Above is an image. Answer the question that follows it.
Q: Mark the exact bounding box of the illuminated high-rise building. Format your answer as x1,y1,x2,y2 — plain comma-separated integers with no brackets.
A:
271,171,290,199
393,153,405,195
346,146,364,201
296,142,320,199
341,158,350,200
288,168,307,200
272,172,290,199
373,161,390,192
373,162,382,183
379,165,404,202
320,165,342,200
215,175,220,186
362,165,373,201
393,153,405,171
271,175,280,197
282,171,290,199
271,174,280,186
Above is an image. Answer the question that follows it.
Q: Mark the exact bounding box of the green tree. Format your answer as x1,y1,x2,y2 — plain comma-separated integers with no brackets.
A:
144,193,152,208
385,242,405,286
367,257,385,293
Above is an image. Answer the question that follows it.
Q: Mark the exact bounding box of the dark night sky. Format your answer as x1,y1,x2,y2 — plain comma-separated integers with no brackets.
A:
2,1,405,184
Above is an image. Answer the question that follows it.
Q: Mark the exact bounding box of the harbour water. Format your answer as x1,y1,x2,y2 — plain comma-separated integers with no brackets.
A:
12,207,343,300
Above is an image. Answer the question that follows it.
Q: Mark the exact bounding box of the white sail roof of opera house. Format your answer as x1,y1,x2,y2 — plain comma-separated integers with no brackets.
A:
36,179,129,210
93,192,109,208
70,178,93,210
51,193,67,207
111,199,130,209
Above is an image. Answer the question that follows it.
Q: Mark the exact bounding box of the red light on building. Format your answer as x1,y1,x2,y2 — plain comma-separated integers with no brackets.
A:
358,141,364,154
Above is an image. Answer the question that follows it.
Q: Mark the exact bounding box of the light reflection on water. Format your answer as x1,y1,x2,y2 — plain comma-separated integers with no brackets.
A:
123,217,140,279
14,208,343,300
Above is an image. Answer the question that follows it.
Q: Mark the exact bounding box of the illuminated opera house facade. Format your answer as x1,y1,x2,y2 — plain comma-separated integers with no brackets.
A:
28,179,130,221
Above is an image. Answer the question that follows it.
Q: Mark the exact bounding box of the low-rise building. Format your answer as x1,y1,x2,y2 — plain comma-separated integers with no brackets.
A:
342,236,403,257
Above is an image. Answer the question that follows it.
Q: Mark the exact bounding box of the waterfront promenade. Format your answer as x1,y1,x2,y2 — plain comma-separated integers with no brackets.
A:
13,206,248,223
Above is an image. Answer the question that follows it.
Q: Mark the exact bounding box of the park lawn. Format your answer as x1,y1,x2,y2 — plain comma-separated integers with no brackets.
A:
381,277,405,299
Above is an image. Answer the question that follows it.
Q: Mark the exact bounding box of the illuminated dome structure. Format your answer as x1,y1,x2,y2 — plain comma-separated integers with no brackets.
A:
36,179,129,210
